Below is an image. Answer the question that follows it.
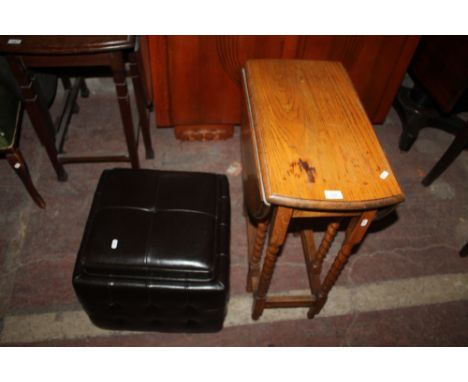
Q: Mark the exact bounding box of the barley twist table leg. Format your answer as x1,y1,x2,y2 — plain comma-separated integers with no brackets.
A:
308,211,376,319
252,207,292,320
304,221,340,298
320,243,354,296
316,222,340,265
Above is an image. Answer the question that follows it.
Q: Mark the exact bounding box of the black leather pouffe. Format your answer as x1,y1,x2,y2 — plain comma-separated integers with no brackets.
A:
73,169,230,332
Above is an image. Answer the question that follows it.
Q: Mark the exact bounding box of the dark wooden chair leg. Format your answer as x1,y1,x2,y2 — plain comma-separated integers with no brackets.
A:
422,122,468,186
136,37,153,109
394,87,431,151
460,242,468,257
129,52,154,159
80,78,90,98
109,51,140,169
61,76,72,90
55,78,83,153
394,86,465,152
61,76,81,114
6,56,67,181
6,148,45,208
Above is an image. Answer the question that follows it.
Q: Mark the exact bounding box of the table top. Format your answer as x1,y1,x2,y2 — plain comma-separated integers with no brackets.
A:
243,59,404,211
0,36,135,55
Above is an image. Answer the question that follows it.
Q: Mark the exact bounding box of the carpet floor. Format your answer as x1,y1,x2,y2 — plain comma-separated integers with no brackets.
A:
1,78,468,346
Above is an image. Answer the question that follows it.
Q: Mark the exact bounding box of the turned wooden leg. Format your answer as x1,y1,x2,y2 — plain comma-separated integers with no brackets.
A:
6,56,67,181
129,52,154,159
6,148,45,208
316,222,341,264
308,211,376,319
246,219,269,293
109,52,140,169
302,221,340,296
252,207,292,320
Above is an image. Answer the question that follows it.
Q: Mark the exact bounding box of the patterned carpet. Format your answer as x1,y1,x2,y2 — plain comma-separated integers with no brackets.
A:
1,78,468,346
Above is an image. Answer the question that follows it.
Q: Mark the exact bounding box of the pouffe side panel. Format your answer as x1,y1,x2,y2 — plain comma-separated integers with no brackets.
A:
88,315,225,333
73,274,227,332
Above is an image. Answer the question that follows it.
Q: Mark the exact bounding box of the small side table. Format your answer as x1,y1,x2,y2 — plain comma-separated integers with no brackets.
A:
0,36,153,180
241,60,405,320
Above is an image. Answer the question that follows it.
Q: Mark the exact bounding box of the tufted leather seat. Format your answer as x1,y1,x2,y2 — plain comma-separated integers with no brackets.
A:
73,169,230,332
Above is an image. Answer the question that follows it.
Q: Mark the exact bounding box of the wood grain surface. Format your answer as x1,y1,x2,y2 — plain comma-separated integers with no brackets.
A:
243,59,405,211
148,36,419,130
0,36,135,55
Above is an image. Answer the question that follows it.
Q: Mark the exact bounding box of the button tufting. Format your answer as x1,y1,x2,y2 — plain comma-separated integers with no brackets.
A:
73,169,230,332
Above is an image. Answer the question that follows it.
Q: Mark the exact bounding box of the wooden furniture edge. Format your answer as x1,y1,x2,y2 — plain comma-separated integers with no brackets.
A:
373,36,421,123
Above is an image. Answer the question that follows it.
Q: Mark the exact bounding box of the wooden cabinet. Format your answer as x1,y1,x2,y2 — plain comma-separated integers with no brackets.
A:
148,36,419,137
409,36,468,112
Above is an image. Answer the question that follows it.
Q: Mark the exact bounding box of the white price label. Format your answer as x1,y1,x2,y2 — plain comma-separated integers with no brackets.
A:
111,239,118,249
380,170,389,180
7,39,22,45
324,190,343,200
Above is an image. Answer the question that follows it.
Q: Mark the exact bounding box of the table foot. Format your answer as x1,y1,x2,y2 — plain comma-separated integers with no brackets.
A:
307,295,327,319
